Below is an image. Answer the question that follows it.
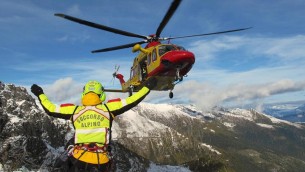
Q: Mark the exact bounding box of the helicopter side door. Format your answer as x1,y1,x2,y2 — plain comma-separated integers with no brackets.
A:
130,64,140,85
139,55,148,81
146,48,160,74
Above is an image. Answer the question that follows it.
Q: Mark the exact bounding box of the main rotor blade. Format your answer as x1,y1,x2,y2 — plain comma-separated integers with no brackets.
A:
167,27,252,40
156,0,182,37
91,41,146,53
55,13,147,39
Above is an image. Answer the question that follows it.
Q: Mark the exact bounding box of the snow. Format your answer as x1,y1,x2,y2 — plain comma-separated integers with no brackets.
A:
270,104,299,110
112,108,169,139
140,103,197,119
182,104,198,112
142,103,177,114
200,143,222,155
148,163,191,172
35,99,46,111
222,108,303,129
223,122,236,128
225,108,255,121
256,123,274,129
7,113,22,123
16,100,26,106
260,113,303,128
203,112,216,119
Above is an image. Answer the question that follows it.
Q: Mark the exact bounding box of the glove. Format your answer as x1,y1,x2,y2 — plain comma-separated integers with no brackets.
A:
31,84,44,97
145,77,157,90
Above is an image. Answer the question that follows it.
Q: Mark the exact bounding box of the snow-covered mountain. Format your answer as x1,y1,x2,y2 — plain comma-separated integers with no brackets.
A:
263,101,305,122
1,82,305,172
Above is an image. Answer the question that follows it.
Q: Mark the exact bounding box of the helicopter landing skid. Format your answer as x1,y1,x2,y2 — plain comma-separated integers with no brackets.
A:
170,68,189,98
169,75,185,99
169,90,174,99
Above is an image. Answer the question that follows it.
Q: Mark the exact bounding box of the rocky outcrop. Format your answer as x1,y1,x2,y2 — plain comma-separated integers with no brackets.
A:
0,82,69,171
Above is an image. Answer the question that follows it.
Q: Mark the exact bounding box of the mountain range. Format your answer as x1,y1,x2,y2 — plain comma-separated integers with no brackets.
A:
1,81,305,172
263,101,305,122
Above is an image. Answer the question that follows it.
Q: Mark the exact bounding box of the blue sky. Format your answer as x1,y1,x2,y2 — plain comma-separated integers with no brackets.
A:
1,0,305,111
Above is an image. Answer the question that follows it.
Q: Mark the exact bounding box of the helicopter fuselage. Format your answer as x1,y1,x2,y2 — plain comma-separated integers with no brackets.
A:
118,43,195,93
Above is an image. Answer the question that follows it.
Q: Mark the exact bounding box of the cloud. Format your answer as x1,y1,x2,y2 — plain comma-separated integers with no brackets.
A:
44,77,83,104
188,35,305,63
39,77,139,105
172,79,305,111
188,36,245,61
181,34,305,110
39,76,305,112
257,35,305,60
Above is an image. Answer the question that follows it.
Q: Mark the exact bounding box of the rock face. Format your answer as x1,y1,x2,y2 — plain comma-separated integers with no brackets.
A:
1,82,305,172
0,82,69,171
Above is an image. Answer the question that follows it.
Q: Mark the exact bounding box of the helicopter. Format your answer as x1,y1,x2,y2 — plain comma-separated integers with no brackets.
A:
55,0,250,98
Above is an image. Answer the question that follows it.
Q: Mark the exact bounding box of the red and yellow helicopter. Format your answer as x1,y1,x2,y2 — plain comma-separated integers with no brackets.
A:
55,0,250,98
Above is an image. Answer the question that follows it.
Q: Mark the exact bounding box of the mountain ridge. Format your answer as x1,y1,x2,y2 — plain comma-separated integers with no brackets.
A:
117,103,305,170
1,82,305,172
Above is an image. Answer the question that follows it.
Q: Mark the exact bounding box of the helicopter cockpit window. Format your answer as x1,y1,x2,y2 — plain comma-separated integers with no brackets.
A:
177,46,186,50
152,49,157,62
147,53,151,65
158,45,177,56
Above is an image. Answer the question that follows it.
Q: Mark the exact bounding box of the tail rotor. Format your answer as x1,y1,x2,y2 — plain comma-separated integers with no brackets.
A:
110,65,120,85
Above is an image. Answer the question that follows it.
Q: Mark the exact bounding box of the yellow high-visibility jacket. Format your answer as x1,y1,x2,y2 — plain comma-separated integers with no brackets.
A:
37,86,150,164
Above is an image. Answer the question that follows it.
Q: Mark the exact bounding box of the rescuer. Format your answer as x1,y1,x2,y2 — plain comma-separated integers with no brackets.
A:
31,79,156,171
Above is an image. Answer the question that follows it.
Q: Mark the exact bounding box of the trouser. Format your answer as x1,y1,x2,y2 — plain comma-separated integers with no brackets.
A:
52,156,113,172
67,156,113,172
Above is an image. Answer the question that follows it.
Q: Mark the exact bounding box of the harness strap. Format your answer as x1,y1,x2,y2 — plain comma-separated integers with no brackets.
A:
70,105,79,129
104,104,113,149
96,149,101,170
74,143,108,153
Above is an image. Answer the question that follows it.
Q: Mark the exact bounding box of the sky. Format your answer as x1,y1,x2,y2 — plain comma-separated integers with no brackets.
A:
1,0,305,111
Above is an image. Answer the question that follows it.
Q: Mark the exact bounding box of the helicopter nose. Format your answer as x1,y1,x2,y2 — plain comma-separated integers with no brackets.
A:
161,50,195,68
